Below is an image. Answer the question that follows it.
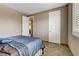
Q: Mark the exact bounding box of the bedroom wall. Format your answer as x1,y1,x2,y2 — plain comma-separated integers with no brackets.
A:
0,5,22,37
31,5,68,44
68,4,79,55
61,5,68,44
33,12,49,41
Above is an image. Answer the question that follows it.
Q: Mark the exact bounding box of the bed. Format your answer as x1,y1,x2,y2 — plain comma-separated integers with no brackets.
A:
0,35,45,56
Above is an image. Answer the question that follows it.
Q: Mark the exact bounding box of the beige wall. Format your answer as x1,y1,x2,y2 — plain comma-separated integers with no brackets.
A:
0,5,22,37
33,12,49,41
68,4,79,55
61,5,68,44
32,5,68,44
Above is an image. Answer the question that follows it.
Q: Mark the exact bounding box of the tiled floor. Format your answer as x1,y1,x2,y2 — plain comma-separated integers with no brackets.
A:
42,41,73,56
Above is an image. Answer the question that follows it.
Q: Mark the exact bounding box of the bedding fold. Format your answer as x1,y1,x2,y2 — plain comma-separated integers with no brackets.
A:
8,40,29,56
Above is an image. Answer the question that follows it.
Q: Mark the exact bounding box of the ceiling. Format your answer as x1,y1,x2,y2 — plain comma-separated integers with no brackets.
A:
3,3,67,15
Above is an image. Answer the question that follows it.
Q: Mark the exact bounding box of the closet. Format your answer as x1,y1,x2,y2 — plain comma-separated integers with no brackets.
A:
49,10,61,44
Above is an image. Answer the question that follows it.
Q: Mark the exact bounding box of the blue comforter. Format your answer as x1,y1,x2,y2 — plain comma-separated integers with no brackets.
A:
6,35,45,56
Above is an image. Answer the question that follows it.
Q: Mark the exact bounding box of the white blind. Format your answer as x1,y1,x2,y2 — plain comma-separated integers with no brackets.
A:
72,3,79,32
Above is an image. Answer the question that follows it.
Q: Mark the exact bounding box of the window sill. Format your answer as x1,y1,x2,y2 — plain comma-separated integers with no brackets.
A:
72,31,79,38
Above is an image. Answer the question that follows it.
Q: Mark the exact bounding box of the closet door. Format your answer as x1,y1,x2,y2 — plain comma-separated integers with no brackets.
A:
49,10,61,44
22,16,30,36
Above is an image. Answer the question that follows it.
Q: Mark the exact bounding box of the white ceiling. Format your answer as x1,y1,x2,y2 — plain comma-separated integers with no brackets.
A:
3,3,67,15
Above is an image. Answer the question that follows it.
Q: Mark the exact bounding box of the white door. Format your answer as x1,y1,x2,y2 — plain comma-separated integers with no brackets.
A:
49,10,61,44
22,16,30,36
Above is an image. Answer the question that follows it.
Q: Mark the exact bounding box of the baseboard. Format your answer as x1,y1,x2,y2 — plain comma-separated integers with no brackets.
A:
61,43,68,46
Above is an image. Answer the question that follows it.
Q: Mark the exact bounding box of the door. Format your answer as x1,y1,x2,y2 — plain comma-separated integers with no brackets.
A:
49,10,61,44
22,16,30,36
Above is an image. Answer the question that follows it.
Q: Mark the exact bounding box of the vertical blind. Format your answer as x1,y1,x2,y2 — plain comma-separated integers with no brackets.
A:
72,3,79,33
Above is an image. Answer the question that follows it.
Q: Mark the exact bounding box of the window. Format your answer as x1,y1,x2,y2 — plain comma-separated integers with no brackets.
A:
72,3,79,38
